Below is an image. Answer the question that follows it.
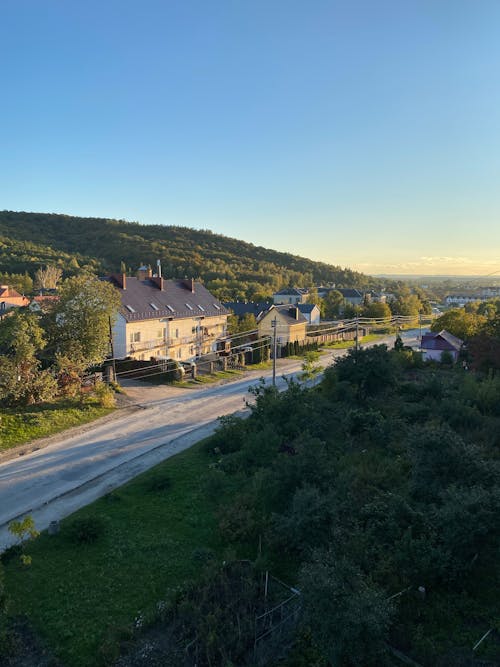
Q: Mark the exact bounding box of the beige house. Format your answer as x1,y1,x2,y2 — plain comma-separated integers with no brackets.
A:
105,272,228,362
258,305,307,346
0,285,30,314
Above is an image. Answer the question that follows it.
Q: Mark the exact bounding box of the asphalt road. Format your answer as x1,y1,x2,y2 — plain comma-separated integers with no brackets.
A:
0,328,424,549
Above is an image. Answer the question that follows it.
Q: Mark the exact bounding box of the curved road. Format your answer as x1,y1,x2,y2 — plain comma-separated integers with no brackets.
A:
0,329,423,549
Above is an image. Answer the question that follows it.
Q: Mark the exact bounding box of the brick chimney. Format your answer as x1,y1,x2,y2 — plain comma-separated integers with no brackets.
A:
110,273,127,290
137,265,152,281
289,306,300,320
151,276,164,291
183,277,195,293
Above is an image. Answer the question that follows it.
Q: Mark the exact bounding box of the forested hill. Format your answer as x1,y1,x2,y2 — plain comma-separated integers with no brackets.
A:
0,210,380,300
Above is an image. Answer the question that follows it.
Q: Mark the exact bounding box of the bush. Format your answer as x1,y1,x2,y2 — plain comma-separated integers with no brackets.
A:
143,471,171,493
0,544,22,565
191,546,215,563
92,382,116,408
66,516,106,544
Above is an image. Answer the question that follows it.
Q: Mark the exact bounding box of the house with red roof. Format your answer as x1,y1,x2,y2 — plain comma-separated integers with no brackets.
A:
0,285,30,315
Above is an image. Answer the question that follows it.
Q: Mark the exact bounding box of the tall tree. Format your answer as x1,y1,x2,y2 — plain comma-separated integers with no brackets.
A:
323,289,345,319
431,308,485,340
0,311,56,405
34,265,63,291
51,275,121,368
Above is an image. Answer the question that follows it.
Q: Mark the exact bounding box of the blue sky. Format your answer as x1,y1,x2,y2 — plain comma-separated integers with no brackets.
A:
2,0,500,275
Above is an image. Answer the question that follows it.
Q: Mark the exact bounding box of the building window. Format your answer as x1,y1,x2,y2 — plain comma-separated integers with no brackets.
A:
177,349,182,359
175,328,179,338
130,331,141,343
157,329,163,338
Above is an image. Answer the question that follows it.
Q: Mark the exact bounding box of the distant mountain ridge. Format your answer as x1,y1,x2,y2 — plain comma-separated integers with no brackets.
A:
0,210,381,300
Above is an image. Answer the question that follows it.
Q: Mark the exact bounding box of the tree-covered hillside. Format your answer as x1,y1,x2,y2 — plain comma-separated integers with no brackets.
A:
0,210,382,300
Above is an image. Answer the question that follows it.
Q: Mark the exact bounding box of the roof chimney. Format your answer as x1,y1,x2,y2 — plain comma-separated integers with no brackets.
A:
110,273,127,290
151,276,164,291
137,265,152,281
183,277,195,293
156,259,162,278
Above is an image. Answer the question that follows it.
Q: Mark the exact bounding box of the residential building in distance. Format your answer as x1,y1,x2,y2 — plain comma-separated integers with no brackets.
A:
421,330,463,362
105,270,228,361
257,304,307,346
0,285,30,316
224,301,271,320
445,294,489,306
316,286,365,306
272,287,309,305
297,303,321,325
365,290,387,304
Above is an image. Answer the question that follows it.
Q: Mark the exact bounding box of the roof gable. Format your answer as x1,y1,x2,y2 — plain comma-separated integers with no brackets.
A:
260,304,307,325
421,330,463,351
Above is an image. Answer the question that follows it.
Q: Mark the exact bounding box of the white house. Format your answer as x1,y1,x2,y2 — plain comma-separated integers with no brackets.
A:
421,330,463,362
297,303,321,325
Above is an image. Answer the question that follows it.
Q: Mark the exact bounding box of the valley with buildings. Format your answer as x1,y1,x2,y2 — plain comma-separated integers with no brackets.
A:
0,212,499,666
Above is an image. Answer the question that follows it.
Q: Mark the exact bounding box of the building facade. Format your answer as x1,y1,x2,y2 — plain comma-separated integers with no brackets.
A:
105,273,228,361
258,305,308,346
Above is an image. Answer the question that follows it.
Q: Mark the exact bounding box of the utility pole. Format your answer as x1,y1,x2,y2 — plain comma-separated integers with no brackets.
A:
108,316,117,383
355,316,359,354
271,317,277,387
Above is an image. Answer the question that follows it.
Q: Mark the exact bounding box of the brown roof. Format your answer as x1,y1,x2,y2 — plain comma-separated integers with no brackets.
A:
103,276,229,322
0,285,29,306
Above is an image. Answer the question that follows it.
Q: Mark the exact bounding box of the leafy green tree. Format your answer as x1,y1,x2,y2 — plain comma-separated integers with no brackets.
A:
300,552,393,666
431,308,485,340
0,311,56,405
321,290,343,319
390,294,422,317
362,301,392,319
300,351,322,381
8,515,40,566
51,275,121,368
334,345,397,399
406,425,490,501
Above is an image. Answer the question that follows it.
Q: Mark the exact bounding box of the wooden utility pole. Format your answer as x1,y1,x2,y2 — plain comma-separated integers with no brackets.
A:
272,317,277,386
108,316,117,383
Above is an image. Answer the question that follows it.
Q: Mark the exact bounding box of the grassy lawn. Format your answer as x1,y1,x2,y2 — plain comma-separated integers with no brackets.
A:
4,441,222,666
245,360,272,370
189,369,244,384
324,332,385,349
0,400,113,452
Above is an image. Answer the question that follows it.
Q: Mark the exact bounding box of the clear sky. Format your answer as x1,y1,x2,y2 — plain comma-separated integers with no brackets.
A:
2,0,500,276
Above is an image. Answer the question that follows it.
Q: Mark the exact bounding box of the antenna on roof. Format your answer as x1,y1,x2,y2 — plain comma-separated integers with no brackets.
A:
157,259,162,278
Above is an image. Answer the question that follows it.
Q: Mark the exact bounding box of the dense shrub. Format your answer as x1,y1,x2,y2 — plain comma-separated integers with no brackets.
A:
66,516,106,544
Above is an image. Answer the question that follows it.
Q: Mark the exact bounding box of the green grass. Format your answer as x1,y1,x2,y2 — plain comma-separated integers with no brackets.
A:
246,360,272,370
0,400,113,452
4,441,222,666
324,333,384,349
188,369,244,384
